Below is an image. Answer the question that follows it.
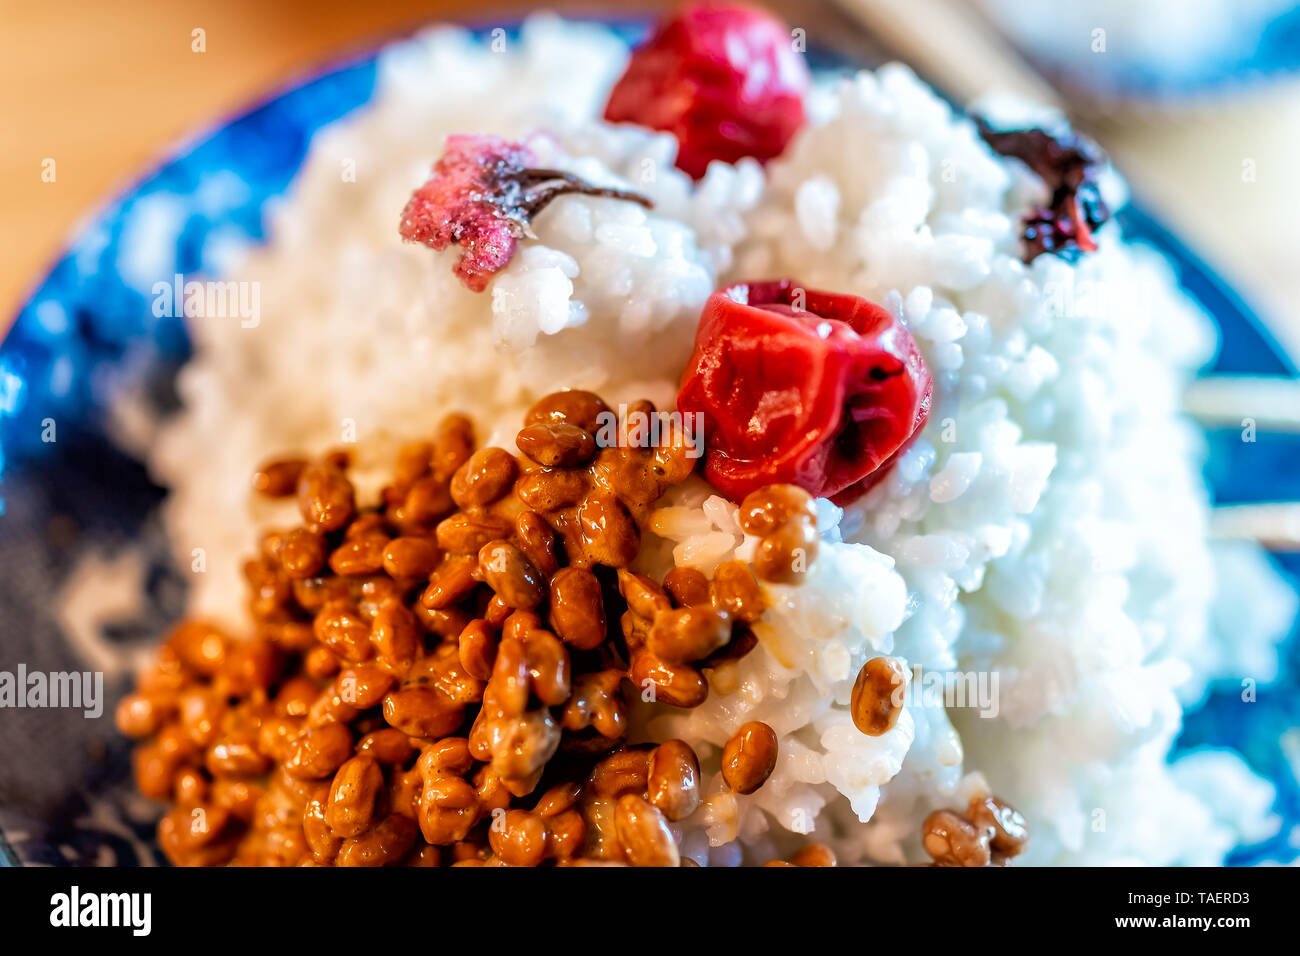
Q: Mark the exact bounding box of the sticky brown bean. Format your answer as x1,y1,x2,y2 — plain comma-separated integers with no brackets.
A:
587,748,651,798
336,813,418,867
525,389,610,433
418,774,479,844
326,754,383,838
280,528,327,579
502,608,543,645
614,794,679,867
548,567,606,650
417,739,474,780
116,691,175,739
313,601,373,663
274,676,320,718
650,420,699,485
304,645,342,680
284,723,353,779
431,414,476,479
218,639,280,698
646,606,731,665
850,656,907,737
560,669,626,739
516,422,596,468
753,517,819,584
416,644,484,708
381,536,441,579
382,687,463,739
513,510,559,576
646,739,701,822
253,457,307,498
481,594,510,628
343,514,387,541
789,843,838,867
336,664,395,710
216,780,265,824
629,651,708,709
663,566,711,607
328,532,388,576
158,805,235,866
245,557,292,619
307,687,360,728
617,569,671,619
264,619,315,653
710,560,766,623
297,463,356,533
369,602,421,674
420,554,479,610
522,629,570,707
489,809,548,867
413,605,471,641
177,690,225,748
450,447,517,509
133,744,178,800
436,512,514,555
457,618,497,682
357,728,417,766
257,715,302,764
403,845,442,867
173,767,208,806
968,796,1029,858
534,782,583,817
395,475,456,530
205,735,269,777
483,710,561,795
291,575,351,614
393,440,434,487
922,809,991,867
473,766,512,820
737,484,817,537
576,493,640,568
302,795,342,863
516,469,588,512
483,636,531,718
477,540,545,610
545,808,586,861
721,721,779,795
169,621,229,676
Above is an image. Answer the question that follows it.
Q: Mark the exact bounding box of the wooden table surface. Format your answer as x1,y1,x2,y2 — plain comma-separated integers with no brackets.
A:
4,0,1297,358
0,0,590,327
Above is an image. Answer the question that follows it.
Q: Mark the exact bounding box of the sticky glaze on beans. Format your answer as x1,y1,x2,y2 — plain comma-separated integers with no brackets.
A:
850,656,907,737
920,794,1029,866
298,463,356,533
118,395,923,867
721,721,779,795
516,422,596,468
739,484,819,584
253,457,307,498
646,739,701,821
663,566,710,607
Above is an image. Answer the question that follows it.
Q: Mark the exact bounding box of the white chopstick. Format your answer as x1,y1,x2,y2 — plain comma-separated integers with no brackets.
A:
1211,503,1300,551
1183,375,1300,431
829,0,1065,107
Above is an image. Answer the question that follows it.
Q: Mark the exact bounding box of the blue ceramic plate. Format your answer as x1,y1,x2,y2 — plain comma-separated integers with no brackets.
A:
1,17,1297,867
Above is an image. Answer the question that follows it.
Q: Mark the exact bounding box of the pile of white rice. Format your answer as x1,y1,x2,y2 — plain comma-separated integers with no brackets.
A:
142,16,1295,865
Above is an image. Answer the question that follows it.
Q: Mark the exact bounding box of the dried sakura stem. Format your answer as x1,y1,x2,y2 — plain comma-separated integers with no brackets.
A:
399,134,653,291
